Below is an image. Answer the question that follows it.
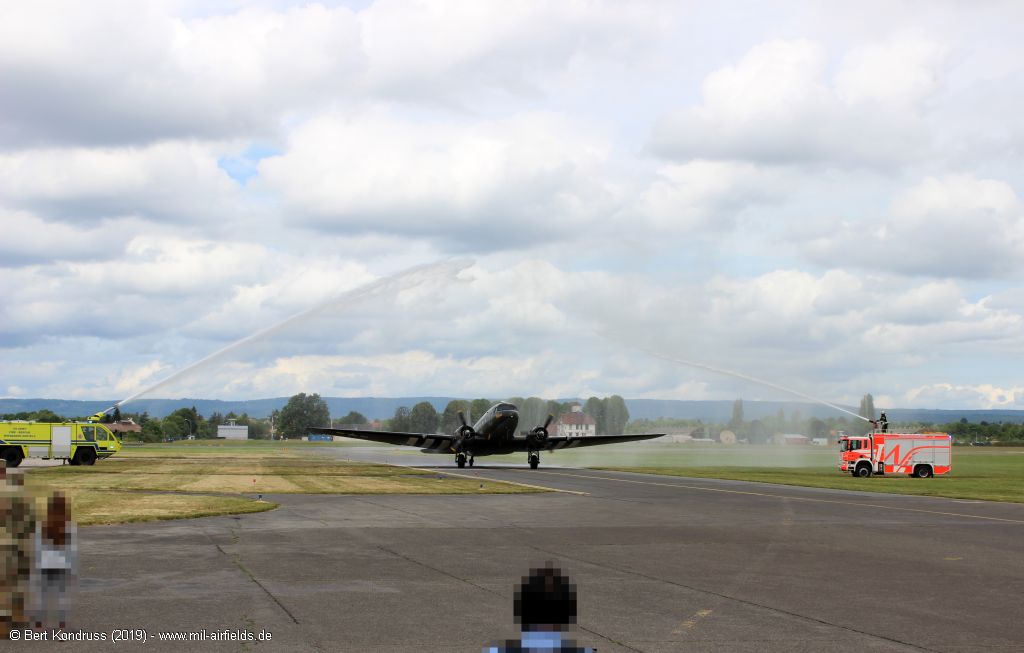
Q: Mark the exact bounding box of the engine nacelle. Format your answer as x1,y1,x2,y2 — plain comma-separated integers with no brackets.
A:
526,414,555,449
527,427,548,448
454,425,475,452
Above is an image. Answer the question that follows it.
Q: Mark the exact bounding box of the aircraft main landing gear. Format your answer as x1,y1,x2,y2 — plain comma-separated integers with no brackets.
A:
456,452,468,468
468,455,474,467
528,451,540,470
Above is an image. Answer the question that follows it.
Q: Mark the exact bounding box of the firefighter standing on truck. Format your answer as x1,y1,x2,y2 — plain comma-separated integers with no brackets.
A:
879,412,889,433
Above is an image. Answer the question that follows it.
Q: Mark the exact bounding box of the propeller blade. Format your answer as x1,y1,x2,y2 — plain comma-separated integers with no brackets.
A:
543,414,554,429
455,410,475,440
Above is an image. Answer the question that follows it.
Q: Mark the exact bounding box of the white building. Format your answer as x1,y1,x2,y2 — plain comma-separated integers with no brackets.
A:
217,420,248,440
554,403,596,438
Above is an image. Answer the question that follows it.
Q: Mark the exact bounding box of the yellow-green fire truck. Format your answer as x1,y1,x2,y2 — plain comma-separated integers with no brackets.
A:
0,421,122,467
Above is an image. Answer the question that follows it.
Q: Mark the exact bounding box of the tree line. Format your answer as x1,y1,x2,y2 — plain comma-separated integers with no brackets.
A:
0,406,272,442
126,407,273,442
0,393,628,440
9,391,1018,444
623,394,1024,445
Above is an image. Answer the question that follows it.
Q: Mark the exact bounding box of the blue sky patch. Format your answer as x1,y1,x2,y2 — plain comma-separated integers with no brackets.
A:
218,144,282,185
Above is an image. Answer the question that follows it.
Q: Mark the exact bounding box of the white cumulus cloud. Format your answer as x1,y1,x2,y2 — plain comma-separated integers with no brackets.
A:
804,174,1024,278
258,111,615,249
651,37,948,167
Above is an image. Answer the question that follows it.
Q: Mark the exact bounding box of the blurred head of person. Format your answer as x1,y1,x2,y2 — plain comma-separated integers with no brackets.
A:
44,492,70,546
515,563,577,632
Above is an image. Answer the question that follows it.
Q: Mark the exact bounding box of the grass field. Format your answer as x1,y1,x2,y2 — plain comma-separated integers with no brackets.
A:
27,440,1019,525
589,444,1024,503
22,440,540,525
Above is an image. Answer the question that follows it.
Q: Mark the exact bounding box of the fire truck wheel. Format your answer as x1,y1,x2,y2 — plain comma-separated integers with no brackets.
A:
1,447,24,468
74,448,97,466
913,465,933,479
854,463,872,478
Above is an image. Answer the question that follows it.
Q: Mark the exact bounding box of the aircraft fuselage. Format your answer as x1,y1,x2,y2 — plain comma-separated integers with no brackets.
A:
460,402,520,455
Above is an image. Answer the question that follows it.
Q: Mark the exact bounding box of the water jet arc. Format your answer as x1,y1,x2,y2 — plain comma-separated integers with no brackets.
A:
111,258,473,411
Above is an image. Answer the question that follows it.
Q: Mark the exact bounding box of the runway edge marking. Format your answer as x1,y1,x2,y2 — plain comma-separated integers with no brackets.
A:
404,465,589,495
532,470,1024,524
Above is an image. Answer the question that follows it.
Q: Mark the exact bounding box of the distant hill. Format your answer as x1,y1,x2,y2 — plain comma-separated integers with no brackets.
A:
2,396,1023,425
0,397,455,421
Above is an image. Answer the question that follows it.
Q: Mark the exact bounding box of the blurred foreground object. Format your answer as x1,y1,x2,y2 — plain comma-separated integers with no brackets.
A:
485,562,594,653
1,461,37,635
32,492,77,629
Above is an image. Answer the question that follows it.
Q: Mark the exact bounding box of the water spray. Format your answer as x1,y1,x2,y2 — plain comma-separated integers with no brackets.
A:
640,348,871,422
113,258,474,409
597,329,871,423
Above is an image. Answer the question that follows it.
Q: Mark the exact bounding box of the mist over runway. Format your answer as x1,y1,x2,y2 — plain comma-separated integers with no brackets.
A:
58,454,1024,652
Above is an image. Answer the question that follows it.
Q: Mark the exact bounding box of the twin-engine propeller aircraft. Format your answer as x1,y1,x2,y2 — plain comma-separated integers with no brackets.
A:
309,402,664,469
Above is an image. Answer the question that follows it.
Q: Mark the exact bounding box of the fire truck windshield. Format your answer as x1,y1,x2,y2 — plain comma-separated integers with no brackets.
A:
839,440,849,451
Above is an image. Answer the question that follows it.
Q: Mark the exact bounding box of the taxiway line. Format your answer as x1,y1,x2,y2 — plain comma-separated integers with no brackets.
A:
406,465,590,495
530,469,1024,524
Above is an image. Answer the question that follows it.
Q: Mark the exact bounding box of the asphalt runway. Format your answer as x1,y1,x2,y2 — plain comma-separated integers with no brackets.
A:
14,449,1024,652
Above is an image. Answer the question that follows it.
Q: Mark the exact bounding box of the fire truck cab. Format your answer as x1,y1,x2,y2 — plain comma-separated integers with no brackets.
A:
838,431,951,478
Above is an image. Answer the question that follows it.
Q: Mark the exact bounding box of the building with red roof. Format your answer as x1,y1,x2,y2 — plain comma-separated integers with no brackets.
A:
554,403,596,438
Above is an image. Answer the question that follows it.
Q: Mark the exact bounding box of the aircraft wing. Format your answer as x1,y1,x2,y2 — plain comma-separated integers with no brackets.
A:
308,427,454,451
538,432,665,451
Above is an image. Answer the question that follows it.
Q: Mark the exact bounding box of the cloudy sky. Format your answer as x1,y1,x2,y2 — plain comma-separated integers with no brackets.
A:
2,0,1023,411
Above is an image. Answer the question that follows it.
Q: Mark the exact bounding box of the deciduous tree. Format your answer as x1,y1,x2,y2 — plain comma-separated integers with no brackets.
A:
339,411,368,426
604,395,629,435
441,400,471,432
409,402,440,433
729,399,745,433
520,397,550,432
470,399,492,423
278,393,330,439
390,406,411,432
32,409,64,423
140,420,163,443
583,397,605,433
858,394,876,421
748,419,769,444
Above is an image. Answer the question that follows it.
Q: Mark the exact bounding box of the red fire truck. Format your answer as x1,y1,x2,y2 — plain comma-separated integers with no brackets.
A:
838,431,952,478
